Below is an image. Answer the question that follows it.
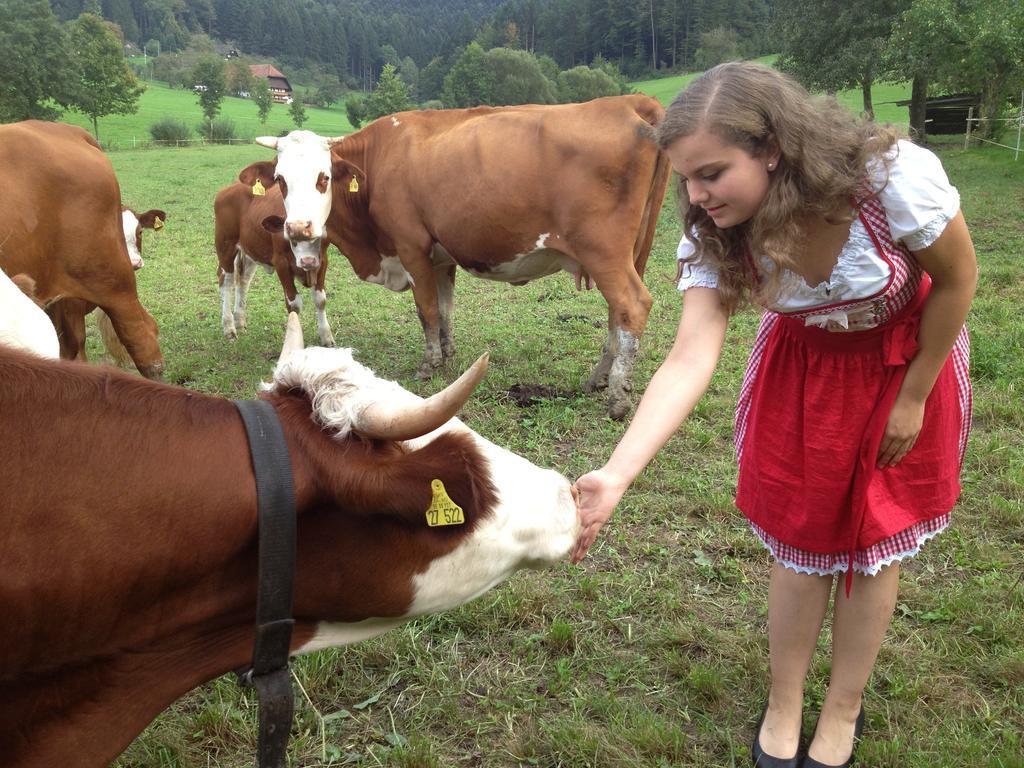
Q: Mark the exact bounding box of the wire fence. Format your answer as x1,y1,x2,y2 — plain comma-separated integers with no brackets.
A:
119,137,256,150
963,91,1024,160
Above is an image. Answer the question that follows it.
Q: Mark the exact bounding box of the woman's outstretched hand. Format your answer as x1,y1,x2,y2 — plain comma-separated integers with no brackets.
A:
571,468,630,563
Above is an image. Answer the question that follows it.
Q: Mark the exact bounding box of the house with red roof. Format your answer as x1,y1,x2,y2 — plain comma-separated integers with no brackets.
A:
248,64,293,104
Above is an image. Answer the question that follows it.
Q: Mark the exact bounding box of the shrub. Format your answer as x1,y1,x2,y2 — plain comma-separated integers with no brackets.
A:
195,117,236,143
149,117,191,144
345,93,366,128
557,66,622,103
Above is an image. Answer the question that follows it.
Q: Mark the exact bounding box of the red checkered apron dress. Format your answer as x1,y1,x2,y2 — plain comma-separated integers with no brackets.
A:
734,195,972,594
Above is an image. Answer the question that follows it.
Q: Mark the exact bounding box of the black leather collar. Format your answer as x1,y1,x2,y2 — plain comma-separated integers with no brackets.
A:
233,398,297,768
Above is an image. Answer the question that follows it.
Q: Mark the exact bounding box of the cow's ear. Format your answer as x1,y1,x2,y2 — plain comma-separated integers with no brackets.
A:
239,161,278,188
332,158,366,191
137,209,167,230
262,215,285,234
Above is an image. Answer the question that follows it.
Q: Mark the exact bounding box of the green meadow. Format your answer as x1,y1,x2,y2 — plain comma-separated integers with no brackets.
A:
58,80,356,147
60,58,915,149
76,115,1024,766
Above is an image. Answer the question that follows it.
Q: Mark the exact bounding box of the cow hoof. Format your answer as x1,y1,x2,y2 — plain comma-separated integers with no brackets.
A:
140,362,165,381
321,336,337,348
415,362,441,380
224,329,237,340
583,375,609,393
606,396,631,421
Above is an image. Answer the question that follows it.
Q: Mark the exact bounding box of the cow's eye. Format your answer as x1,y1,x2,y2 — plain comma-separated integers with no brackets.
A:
278,177,288,197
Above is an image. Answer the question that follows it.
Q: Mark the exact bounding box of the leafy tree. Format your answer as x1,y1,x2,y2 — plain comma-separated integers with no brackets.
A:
890,0,1023,140
888,0,961,141
364,63,414,122
66,13,146,140
226,58,256,96
419,56,449,102
289,98,307,127
442,43,495,107
0,0,74,121
775,0,907,118
958,0,1024,138
694,27,742,70
557,65,621,103
536,53,561,83
312,77,342,108
252,81,274,124
484,47,558,105
191,56,226,133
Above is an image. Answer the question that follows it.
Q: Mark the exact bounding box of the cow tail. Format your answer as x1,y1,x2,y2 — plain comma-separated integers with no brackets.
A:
632,146,671,280
97,310,133,366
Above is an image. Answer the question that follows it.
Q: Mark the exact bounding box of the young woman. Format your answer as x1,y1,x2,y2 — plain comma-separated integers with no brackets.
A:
572,62,977,768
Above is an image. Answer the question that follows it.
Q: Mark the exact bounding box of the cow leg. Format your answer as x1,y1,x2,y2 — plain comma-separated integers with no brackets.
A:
588,265,653,420
275,261,303,320
219,265,238,338
46,299,90,361
233,253,260,332
398,244,444,378
99,298,164,379
436,263,456,360
312,248,335,347
584,340,614,393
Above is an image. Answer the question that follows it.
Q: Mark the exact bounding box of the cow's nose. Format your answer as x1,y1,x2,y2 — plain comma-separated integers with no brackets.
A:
299,256,319,270
286,220,314,240
132,258,144,271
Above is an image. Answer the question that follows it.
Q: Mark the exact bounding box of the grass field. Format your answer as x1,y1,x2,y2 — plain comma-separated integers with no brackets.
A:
58,80,356,148
74,124,1024,768
59,56,914,149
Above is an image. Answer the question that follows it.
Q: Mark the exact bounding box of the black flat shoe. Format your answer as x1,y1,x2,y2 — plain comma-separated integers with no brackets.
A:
752,703,802,768
801,707,865,768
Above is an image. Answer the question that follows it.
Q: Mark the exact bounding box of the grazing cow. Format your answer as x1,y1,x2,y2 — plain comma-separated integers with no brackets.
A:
0,271,59,358
252,96,670,418
49,205,167,364
0,120,163,378
0,313,580,768
214,178,337,345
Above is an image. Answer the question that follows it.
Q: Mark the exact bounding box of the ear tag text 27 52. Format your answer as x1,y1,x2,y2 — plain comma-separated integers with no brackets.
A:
426,479,464,527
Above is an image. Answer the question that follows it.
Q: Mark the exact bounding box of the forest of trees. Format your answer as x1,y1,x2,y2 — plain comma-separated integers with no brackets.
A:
7,0,1020,144
47,0,774,87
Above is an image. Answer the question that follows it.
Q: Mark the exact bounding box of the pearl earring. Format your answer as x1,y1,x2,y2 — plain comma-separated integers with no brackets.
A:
768,162,775,170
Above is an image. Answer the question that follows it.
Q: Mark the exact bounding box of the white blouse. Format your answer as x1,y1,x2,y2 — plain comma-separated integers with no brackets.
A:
676,140,961,328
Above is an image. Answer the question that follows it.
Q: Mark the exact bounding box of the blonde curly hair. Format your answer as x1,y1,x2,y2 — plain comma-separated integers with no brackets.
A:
656,62,901,313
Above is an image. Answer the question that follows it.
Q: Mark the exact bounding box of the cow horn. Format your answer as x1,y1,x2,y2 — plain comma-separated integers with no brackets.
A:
277,312,304,367
356,353,489,441
255,136,279,149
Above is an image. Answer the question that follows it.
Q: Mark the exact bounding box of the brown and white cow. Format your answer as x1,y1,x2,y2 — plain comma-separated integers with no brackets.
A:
253,96,670,418
0,120,163,378
214,176,337,345
49,205,167,364
0,313,580,768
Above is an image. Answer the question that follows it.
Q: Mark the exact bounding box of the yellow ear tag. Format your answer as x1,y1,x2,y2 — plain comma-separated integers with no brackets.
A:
252,179,266,196
153,217,164,231
348,176,359,193
426,479,464,527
